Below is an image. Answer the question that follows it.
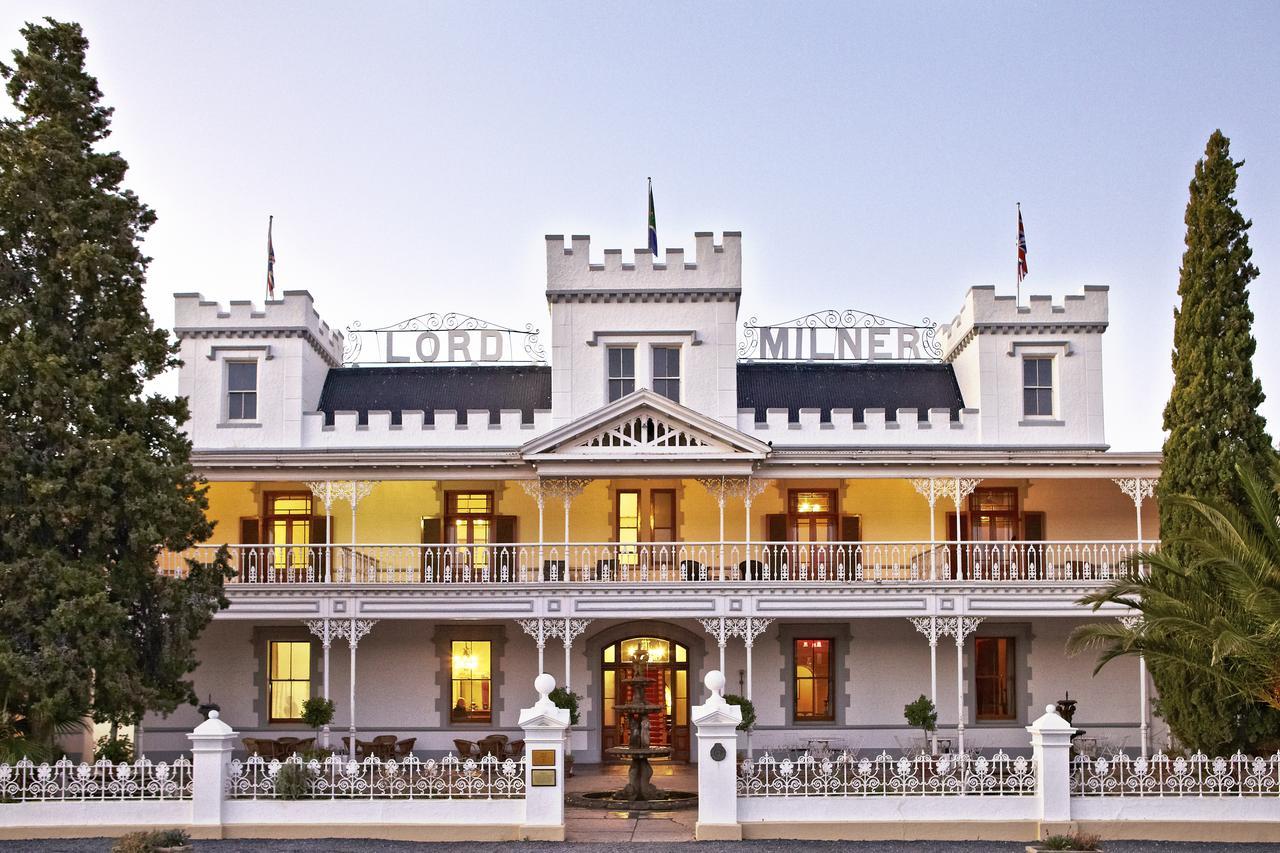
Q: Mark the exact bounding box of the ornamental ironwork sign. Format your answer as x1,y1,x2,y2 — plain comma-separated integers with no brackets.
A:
342,312,547,366
738,309,942,362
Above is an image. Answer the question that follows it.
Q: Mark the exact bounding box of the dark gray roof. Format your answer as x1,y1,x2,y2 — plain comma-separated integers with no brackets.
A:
317,365,552,426
736,362,965,423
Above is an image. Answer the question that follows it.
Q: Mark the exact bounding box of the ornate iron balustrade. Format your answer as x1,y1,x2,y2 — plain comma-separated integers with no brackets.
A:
1070,751,1280,797
157,540,1148,585
0,757,193,802
225,754,526,800
737,750,1036,797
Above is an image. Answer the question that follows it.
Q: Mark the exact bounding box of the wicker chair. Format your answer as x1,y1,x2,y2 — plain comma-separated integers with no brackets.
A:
453,738,478,758
394,737,417,758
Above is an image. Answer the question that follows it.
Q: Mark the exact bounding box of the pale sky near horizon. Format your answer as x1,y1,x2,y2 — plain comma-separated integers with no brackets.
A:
2,2,1277,452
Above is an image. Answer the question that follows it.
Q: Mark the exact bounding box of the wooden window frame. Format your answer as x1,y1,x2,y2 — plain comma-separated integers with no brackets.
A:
793,637,835,722
615,488,679,543
267,639,312,723
974,636,1017,721
966,487,1021,542
786,488,838,541
450,639,494,724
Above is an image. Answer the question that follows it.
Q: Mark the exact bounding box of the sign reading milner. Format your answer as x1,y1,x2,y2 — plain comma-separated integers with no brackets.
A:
343,313,547,366
738,309,942,362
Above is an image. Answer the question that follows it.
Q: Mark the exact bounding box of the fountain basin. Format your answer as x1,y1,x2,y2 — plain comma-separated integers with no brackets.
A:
568,789,698,811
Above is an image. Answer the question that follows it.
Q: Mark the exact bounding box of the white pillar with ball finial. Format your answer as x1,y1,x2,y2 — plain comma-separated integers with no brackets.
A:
519,672,570,841
692,670,743,841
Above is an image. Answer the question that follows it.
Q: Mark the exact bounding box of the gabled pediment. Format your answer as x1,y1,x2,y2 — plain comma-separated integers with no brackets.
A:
521,389,770,461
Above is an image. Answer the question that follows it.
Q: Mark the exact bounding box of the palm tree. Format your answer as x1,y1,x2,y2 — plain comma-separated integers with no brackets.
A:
1069,459,1280,715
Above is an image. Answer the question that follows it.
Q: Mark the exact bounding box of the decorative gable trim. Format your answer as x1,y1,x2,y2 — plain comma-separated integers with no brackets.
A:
579,413,711,450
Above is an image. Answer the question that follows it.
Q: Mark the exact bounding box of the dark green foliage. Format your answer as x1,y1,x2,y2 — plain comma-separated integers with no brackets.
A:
903,694,938,740
548,686,581,726
1072,461,1280,751
94,733,134,764
1039,833,1100,851
300,696,335,732
0,19,231,749
724,693,756,731
1152,129,1278,752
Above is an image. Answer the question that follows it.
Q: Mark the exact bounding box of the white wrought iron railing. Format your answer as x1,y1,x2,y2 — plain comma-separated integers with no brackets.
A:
0,757,193,802
158,540,1146,585
225,754,526,800
1070,752,1280,797
736,750,1036,797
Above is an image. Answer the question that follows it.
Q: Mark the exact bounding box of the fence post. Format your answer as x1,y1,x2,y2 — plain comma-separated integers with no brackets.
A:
692,670,743,841
519,672,570,841
187,710,238,838
1027,704,1077,833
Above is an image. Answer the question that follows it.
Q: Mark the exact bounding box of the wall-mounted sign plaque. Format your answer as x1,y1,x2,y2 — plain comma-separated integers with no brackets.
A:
531,749,556,768
343,312,547,366
531,769,557,787
739,309,942,362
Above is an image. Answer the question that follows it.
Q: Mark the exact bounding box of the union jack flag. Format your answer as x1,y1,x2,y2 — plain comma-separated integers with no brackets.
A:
1017,204,1028,283
266,215,276,299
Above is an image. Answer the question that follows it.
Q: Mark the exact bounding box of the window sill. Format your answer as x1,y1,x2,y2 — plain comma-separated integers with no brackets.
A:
1017,418,1064,427
218,421,263,429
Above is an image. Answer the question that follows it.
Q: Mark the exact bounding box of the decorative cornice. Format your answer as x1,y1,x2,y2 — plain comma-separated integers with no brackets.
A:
176,325,341,368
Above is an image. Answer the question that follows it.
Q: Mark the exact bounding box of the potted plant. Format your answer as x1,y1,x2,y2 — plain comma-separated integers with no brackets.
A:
1027,832,1102,852
300,696,335,747
548,686,581,776
724,694,756,759
903,694,938,755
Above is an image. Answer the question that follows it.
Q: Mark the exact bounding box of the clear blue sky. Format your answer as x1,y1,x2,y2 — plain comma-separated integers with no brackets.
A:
3,1,1278,451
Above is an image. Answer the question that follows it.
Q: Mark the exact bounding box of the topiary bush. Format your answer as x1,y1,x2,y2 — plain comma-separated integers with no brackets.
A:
548,687,581,726
724,694,756,732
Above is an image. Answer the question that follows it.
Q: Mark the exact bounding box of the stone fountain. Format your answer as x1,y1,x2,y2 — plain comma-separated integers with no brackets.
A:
606,645,672,801
570,644,696,810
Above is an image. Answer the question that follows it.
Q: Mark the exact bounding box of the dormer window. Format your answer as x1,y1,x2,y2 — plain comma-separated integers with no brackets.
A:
607,347,635,402
226,361,258,420
652,346,681,403
1022,357,1053,418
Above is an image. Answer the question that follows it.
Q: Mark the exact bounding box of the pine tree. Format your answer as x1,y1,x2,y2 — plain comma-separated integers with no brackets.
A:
1153,129,1278,752
0,19,230,745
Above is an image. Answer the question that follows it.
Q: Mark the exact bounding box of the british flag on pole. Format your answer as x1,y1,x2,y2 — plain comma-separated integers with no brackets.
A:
1017,203,1028,283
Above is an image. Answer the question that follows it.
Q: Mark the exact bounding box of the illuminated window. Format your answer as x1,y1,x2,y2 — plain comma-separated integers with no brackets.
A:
618,490,640,565
451,640,492,723
268,640,311,722
447,493,493,569
607,347,635,402
1023,357,1053,417
227,361,257,420
975,637,1016,720
652,346,680,403
794,638,833,721
267,493,313,568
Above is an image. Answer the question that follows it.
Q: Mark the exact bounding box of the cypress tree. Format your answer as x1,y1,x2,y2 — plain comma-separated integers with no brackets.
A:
0,19,230,747
1154,129,1278,751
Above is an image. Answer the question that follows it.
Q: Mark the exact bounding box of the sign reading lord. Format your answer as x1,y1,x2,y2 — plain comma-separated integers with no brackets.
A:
738,310,943,362
342,313,546,366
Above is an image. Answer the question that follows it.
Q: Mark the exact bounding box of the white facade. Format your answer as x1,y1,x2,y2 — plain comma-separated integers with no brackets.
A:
129,229,1163,772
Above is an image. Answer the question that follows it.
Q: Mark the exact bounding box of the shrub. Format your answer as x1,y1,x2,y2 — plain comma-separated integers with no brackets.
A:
1041,833,1101,851
548,687,581,726
95,734,135,764
275,761,313,799
300,696,335,733
150,828,191,849
111,832,153,853
904,695,938,741
724,694,756,732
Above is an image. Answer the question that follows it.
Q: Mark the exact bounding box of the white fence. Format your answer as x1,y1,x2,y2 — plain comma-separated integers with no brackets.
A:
1071,751,1280,797
226,754,526,800
0,757,192,802
0,678,570,841
159,539,1145,585
738,751,1036,797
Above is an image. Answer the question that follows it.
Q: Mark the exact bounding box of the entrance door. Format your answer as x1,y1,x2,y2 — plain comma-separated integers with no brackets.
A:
601,636,691,762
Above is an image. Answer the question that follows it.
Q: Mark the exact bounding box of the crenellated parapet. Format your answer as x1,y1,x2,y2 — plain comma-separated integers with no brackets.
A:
174,290,344,366
544,232,742,299
938,285,1108,361
738,407,982,447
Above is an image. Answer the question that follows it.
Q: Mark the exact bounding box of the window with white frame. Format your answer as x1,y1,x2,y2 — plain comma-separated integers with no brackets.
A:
1022,357,1053,417
652,346,680,403
607,346,635,402
226,361,258,420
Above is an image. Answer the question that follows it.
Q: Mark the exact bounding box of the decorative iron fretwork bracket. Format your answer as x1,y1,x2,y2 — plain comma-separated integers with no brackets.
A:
909,616,943,648
938,616,984,647
333,618,378,649
305,618,339,650
1113,477,1158,509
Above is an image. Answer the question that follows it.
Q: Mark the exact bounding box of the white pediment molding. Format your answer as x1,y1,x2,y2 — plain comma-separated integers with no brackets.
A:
521,389,770,461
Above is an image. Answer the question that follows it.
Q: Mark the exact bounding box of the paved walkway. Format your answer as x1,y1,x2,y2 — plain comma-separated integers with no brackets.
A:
565,761,698,842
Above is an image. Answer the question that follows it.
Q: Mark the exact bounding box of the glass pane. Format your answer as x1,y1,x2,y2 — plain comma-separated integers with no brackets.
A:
793,491,832,513
675,643,687,663
604,670,615,726
1023,358,1037,386
604,645,616,663
228,361,257,391
452,493,492,514
451,640,492,721
654,378,680,402
618,492,640,544
676,669,688,725
272,496,312,515
291,641,309,677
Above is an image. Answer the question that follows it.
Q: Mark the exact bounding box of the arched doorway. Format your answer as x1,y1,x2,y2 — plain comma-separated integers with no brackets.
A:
601,636,691,762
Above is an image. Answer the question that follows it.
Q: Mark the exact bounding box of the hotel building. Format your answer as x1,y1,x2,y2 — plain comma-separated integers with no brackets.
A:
141,230,1162,763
